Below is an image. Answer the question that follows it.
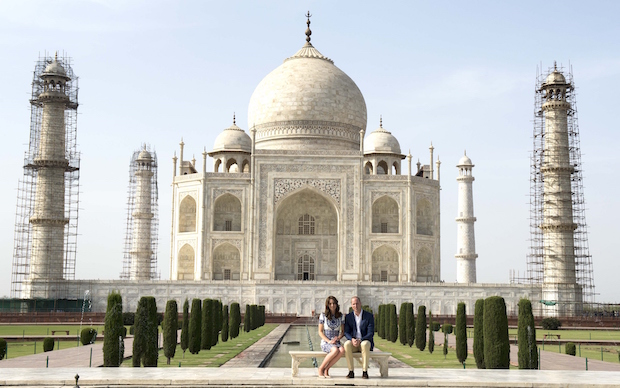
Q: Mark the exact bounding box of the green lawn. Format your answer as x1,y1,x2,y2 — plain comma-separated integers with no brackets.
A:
124,324,277,367
506,329,620,341
536,342,620,363
0,324,104,337
374,337,466,368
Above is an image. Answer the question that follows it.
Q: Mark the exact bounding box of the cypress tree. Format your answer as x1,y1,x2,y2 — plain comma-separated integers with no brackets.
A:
377,305,384,339
143,297,159,367
428,310,435,353
133,296,158,367
406,302,415,347
222,304,229,342
180,299,189,355
456,302,468,364
399,303,407,345
188,298,201,354
132,297,147,366
163,300,178,365
230,302,240,339
517,299,538,369
259,305,265,327
415,305,426,351
473,298,485,369
103,291,124,367
389,304,398,343
244,304,251,333
211,300,220,347
202,299,212,350
384,305,391,339
483,296,510,369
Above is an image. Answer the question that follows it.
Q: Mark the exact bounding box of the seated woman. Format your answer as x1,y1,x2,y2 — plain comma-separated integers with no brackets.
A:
317,295,345,378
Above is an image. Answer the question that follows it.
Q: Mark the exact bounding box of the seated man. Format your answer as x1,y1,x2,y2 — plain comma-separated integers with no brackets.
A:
343,295,374,379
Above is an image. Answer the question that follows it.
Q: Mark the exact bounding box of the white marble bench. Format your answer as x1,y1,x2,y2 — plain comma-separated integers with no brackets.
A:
289,350,391,377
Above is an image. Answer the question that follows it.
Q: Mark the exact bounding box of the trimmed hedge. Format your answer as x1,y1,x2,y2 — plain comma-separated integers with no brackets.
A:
163,300,178,365
43,337,54,352
230,302,240,339
377,305,385,339
103,292,124,367
388,304,397,343
180,299,189,354
81,328,97,345
132,296,158,367
483,296,510,369
456,302,467,364
0,338,6,360
541,317,562,330
405,303,415,347
431,322,441,331
123,312,135,326
244,304,251,333
428,311,435,354
442,323,453,334
415,305,426,351
399,303,407,345
188,298,202,354
212,300,221,347
473,298,485,369
202,299,213,350
565,342,576,356
222,304,229,342
518,299,538,369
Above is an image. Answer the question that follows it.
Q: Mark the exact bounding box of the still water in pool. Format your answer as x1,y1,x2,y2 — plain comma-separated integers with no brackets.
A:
265,325,349,368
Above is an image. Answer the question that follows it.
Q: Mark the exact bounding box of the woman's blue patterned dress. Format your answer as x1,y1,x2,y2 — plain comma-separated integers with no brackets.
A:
319,312,344,352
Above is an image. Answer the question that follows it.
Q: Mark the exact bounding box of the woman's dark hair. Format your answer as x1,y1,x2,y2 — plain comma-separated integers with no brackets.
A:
324,296,342,320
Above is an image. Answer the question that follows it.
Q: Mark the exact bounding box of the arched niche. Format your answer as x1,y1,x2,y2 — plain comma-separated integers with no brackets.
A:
242,160,250,173
226,158,238,173
371,245,399,282
377,160,388,175
274,188,338,281
416,247,433,281
364,161,373,175
179,196,197,233
416,198,433,236
212,242,240,280
213,194,241,231
177,244,195,280
372,196,399,233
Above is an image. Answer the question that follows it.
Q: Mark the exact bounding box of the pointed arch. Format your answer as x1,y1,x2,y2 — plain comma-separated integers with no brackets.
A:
212,242,240,280
371,244,399,282
213,193,241,231
416,246,432,281
177,244,195,280
364,161,373,175
372,195,399,233
179,196,197,233
416,198,433,236
377,160,388,175
226,158,238,173
242,159,250,173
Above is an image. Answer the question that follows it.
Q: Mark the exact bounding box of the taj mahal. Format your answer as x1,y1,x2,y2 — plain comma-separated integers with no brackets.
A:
12,14,596,318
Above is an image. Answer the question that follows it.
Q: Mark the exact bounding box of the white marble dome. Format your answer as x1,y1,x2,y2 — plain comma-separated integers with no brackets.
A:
457,153,473,166
137,149,152,160
546,70,566,85
364,125,401,155
212,122,251,153
248,42,367,150
43,59,67,78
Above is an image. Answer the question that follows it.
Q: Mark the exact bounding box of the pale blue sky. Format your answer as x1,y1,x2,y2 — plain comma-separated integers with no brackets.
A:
1,1,619,302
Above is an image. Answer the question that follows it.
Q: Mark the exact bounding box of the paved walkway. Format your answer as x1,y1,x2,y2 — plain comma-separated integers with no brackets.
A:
0,338,134,368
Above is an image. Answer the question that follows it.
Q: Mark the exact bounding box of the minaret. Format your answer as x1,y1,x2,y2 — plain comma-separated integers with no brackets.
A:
455,152,477,283
539,63,580,316
29,55,72,283
122,145,159,280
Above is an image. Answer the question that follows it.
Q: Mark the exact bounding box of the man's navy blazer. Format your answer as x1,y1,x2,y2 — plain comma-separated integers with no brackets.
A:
343,310,375,350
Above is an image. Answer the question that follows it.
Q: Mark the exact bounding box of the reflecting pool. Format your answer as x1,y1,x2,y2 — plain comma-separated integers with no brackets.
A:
265,325,349,368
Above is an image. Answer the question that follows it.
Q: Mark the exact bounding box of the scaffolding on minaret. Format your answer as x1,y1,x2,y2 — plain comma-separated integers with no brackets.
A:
11,53,80,299
526,63,595,310
121,145,159,280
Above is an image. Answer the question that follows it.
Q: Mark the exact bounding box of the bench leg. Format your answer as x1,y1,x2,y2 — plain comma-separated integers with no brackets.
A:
379,359,388,377
291,357,301,377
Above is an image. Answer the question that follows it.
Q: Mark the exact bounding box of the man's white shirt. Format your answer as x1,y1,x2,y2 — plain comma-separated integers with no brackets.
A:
354,310,362,340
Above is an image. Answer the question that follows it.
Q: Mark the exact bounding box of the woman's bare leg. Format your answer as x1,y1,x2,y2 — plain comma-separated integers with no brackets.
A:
318,348,338,376
325,347,345,376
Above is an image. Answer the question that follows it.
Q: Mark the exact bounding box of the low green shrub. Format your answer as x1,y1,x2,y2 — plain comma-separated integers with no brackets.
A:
442,323,453,334
123,312,135,326
43,337,54,352
0,338,6,360
565,342,576,356
80,328,97,345
432,322,441,331
541,317,562,330
129,325,135,335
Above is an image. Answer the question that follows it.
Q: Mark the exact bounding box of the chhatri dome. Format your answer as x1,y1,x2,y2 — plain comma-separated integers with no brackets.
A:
212,114,252,153
544,61,567,85
364,117,402,155
247,13,367,150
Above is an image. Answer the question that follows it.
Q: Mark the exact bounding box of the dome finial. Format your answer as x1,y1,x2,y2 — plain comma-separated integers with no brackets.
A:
554,61,557,71
380,115,383,128
54,51,58,61
233,112,236,125
305,11,312,43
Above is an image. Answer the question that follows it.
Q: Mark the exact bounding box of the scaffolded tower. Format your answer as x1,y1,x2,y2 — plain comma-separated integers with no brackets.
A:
11,53,80,299
121,145,159,280
527,63,595,317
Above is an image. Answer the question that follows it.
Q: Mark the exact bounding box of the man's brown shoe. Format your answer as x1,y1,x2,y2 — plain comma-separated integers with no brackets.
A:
346,371,354,378
362,371,369,379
